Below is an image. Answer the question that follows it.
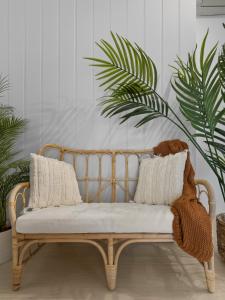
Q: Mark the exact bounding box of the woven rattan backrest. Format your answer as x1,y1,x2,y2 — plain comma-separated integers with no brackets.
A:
38,144,153,203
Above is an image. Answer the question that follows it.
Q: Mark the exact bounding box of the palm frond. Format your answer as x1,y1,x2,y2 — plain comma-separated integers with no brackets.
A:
172,32,222,137
207,141,225,156
0,105,13,117
0,102,28,231
100,83,169,126
0,162,29,230
86,32,170,125
86,30,225,201
0,106,27,167
0,158,28,178
85,32,158,92
218,42,225,91
206,151,225,173
171,32,225,198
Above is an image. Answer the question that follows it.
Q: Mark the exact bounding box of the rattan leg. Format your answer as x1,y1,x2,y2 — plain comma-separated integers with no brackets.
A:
12,265,23,291
105,264,117,290
203,255,215,293
12,238,23,291
105,238,117,290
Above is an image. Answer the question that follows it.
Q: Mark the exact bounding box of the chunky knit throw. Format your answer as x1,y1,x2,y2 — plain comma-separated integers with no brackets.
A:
153,139,213,262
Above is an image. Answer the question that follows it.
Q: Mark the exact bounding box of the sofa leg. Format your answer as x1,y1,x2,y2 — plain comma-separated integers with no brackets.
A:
105,264,117,290
12,265,23,291
203,256,215,293
105,238,117,290
12,237,23,291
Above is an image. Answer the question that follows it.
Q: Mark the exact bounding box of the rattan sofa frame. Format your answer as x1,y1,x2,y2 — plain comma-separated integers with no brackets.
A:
9,144,216,292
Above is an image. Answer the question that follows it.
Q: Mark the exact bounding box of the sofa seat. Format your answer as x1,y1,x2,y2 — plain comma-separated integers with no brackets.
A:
16,203,173,234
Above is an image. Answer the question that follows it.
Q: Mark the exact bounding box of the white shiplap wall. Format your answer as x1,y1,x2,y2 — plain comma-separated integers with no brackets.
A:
0,0,196,156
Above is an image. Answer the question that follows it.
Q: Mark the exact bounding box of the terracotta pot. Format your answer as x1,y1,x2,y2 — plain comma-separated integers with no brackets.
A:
0,228,12,264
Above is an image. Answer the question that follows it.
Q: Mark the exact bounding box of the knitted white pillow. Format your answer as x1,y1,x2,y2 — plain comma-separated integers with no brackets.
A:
134,151,187,205
29,154,82,208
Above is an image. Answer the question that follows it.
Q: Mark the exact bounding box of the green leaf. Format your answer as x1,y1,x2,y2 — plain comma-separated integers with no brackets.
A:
0,103,29,231
85,30,225,201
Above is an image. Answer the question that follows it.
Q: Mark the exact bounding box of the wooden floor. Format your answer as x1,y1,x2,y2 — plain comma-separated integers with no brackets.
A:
0,243,225,300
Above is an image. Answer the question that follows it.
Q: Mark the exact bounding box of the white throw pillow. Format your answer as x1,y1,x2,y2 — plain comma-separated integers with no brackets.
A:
29,154,82,208
134,151,187,205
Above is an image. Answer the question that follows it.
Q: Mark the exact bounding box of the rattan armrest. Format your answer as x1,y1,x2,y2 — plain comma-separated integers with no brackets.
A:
8,182,30,235
194,178,216,222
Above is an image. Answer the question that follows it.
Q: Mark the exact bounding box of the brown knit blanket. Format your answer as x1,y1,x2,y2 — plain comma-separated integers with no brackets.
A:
153,139,213,262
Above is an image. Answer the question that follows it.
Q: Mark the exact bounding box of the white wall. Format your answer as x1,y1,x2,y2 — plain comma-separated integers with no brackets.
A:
1,0,207,202
0,1,223,210
197,15,224,47
197,16,225,213
0,0,196,155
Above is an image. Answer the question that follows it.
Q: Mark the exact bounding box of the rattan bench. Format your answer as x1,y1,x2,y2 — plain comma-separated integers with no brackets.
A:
9,144,216,292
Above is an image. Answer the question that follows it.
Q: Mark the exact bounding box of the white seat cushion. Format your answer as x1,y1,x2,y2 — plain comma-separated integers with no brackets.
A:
16,203,173,234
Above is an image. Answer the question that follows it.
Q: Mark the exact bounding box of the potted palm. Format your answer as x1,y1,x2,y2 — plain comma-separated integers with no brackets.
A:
0,75,29,264
86,29,225,257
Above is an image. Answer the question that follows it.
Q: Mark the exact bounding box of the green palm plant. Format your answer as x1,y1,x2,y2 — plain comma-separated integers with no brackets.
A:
86,30,225,201
0,75,29,232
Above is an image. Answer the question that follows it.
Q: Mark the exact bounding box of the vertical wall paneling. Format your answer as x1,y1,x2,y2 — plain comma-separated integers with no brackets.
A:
58,0,77,146
41,0,59,144
92,0,111,148
91,0,111,199
110,0,128,149
0,0,196,154
162,0,179,95
24,0,42,154
8,0,26,153
145,0,163,94
75,0,94,148
127,0,146,148
127,0,145,47
154,0,184,145
180,0,196,60
144,0,165,147
180,0,197,164
0,0,9,105
8,0,26,113
42,0,60,144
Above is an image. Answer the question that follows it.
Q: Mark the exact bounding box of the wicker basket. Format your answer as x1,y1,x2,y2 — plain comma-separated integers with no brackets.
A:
217,213,225,260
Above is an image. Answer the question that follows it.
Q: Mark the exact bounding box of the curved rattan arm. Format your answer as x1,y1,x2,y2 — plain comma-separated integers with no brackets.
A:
8,182,30,235
194,178,216,222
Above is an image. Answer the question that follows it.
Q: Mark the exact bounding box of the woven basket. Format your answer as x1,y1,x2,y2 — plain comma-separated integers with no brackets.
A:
217,213,225,260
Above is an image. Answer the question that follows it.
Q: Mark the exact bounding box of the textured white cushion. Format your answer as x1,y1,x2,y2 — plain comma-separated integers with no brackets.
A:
134,151,187,205
16,203,173,234
29,154,82,208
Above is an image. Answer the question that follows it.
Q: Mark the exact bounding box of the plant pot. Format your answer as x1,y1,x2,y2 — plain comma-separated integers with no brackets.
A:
217,213,225,260
0,228,12,264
